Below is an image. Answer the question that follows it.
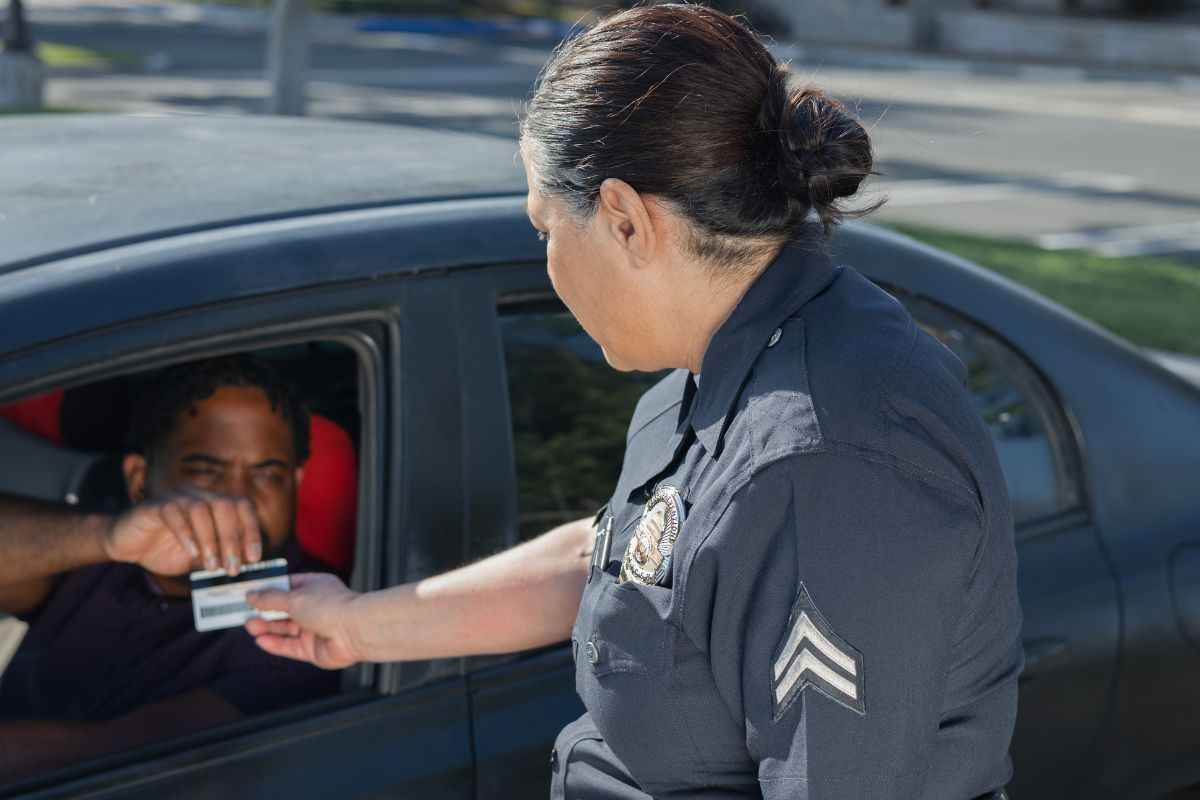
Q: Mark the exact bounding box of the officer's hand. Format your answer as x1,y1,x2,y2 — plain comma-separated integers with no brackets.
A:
103,494,263,577
245,573,362,670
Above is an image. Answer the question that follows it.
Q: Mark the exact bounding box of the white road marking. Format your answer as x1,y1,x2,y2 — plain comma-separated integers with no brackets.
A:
1050,172,1142,193
877,170,1140,208
1037,220,1200,257
874,179,1023,207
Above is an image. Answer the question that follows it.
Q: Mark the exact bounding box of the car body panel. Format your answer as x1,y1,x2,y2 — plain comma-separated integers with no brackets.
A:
0,114,524,274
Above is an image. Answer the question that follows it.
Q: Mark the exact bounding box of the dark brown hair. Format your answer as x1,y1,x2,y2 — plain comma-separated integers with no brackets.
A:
520,3,879,267
127,355,310,466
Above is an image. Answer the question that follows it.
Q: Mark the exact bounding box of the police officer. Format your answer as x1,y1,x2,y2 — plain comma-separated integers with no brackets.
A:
247,5,1022,798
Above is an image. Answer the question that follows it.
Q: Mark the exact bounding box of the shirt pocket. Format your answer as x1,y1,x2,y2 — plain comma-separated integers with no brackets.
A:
575,574,696,791
575,571,664,689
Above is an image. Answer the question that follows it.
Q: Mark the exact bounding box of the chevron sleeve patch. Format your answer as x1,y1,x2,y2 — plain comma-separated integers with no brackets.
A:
770,582,867,719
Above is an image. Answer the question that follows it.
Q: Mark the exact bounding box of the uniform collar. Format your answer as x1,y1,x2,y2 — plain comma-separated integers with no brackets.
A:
689,240,839,456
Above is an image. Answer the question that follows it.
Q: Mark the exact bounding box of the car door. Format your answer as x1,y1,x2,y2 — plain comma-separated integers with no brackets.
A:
0,264,475,799
890,292,1120,800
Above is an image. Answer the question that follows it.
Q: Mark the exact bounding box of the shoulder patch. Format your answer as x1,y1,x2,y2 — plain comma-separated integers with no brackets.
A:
771,582,866,718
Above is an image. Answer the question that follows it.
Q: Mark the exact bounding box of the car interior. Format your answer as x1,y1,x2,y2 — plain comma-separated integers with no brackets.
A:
0,340,363,782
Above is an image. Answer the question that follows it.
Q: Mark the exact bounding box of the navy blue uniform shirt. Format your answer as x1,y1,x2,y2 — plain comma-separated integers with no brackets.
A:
551,241,1023,799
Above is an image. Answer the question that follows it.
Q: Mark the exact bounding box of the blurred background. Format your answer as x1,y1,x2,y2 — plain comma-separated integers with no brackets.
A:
1,0,1197,374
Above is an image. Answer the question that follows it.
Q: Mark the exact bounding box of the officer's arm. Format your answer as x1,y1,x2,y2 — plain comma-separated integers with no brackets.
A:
249,516,595,666
353,516,594,660
687,453,1020,799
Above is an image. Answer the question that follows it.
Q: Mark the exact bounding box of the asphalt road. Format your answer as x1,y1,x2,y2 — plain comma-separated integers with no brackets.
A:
21,2,1200,261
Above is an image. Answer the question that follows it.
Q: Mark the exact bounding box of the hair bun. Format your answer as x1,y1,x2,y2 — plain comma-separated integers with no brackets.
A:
764,73,876,229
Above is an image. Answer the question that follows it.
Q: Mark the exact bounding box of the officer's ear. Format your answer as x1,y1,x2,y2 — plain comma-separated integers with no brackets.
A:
597,178,660,265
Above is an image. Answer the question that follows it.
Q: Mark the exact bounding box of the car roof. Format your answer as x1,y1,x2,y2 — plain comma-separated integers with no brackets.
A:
0,113,527,274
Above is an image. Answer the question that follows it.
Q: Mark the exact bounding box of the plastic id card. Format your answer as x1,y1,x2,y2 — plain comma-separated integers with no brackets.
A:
189,557,290,632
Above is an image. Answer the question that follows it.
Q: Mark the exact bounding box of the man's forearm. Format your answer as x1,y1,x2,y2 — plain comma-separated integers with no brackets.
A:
0,493,110,586
349,518,593,663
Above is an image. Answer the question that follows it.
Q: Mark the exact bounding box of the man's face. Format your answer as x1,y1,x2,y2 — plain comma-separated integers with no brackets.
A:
129,385,303,557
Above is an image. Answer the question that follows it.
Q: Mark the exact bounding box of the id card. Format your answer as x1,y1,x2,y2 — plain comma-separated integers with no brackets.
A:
190,558,290,632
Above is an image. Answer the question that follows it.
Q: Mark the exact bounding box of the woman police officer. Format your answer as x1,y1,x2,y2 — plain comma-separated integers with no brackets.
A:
247,5,1022,797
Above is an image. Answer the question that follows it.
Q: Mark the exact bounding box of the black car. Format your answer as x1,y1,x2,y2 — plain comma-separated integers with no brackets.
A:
1,114,1198,800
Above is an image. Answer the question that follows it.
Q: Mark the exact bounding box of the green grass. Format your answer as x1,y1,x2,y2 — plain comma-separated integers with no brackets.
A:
36,42,139,70
891,224,1200,356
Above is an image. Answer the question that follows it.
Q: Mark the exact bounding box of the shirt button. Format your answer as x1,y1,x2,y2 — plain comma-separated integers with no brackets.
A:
584,639,600,665
767,327,783,348
550,748,559,773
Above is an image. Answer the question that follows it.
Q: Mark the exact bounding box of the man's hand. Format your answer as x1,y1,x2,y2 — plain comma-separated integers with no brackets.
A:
245,573,361,670
103,494,263,577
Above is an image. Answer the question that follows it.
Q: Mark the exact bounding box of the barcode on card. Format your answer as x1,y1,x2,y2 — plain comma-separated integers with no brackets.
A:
200,601,252,618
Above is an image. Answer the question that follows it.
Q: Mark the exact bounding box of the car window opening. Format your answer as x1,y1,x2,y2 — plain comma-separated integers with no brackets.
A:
0,340,362,787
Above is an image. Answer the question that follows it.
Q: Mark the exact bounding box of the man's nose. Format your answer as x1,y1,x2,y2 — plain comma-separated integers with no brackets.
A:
221,467,254,500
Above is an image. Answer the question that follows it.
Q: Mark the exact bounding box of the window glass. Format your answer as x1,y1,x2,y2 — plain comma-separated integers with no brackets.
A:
501,294,1080,531
0,342,361,785
897,294,1082,525
500,304,664,540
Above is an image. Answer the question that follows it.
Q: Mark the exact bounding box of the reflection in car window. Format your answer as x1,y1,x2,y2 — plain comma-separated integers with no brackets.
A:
897,294,1082,526
501,305,664,541
501,295,1080,532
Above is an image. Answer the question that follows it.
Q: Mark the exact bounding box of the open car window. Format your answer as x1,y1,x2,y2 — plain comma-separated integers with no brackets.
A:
0,340,362,788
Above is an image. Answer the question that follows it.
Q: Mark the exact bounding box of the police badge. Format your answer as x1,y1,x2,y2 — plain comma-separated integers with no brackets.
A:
619,485,685,586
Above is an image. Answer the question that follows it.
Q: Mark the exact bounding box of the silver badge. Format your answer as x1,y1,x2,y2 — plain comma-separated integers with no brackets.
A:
619,485,684,586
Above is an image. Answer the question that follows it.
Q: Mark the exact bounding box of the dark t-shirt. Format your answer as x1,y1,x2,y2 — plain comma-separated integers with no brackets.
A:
0,544,336,721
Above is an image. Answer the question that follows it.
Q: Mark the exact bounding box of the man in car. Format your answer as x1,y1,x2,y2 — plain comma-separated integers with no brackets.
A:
0,356,338,779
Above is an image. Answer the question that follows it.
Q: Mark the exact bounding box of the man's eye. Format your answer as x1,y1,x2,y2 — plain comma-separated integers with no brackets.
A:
255,469,287,486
